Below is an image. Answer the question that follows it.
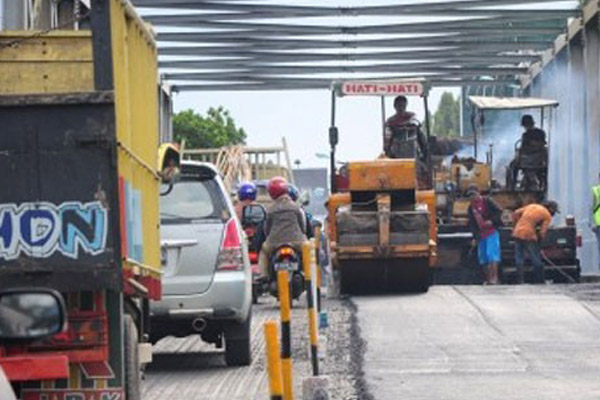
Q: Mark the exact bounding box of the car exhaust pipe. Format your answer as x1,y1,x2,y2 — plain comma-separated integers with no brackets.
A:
192,317,207,332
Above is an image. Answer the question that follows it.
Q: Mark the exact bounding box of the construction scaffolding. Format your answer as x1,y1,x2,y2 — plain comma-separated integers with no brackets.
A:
183,137,294,193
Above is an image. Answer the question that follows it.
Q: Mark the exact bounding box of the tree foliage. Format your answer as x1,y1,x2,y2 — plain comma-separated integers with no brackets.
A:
432,92,461,137
173,107,247,149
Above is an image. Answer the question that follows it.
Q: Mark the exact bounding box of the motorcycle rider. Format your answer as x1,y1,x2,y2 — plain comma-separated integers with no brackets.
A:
235,181,258,222
288,184,314,239
258,177,307,279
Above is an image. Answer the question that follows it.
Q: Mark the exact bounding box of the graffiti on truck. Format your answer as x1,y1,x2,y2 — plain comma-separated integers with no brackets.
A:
0,201,108,260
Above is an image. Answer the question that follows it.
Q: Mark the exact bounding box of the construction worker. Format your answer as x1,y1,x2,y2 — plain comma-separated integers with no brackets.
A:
508,115,548,190
386,95,416,128
234,182,258,222
258,177,307,278
519,115,547,152
591,175,600,267
512,201,559,284
384,95,429,185
466,185,503,285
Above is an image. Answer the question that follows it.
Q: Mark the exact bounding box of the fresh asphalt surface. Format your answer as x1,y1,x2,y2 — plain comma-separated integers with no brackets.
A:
355,285,600,400
144,284,600,399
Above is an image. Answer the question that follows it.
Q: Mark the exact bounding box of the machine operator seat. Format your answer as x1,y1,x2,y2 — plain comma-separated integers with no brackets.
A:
384,122,431,188
506,139,548,192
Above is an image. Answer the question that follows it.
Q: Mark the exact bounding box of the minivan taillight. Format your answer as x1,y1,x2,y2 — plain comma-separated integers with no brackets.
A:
217,218,244,271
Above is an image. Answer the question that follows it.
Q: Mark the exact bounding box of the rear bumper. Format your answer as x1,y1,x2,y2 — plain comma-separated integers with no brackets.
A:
151,270,251,323
0,355,69,381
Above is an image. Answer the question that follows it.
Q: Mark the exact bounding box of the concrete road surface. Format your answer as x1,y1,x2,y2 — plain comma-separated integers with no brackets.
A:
355,285,600,400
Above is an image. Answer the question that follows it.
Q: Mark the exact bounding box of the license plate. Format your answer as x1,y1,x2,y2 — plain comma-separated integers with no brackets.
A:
274,262,291,271
23,389,123,400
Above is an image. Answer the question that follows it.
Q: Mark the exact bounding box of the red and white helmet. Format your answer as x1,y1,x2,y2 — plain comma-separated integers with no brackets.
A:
267,176,289,200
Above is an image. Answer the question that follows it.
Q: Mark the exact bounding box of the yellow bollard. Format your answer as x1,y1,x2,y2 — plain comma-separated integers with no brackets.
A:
277,270,294,400
302,241,319,376
264,321,284,400
314,226,323,312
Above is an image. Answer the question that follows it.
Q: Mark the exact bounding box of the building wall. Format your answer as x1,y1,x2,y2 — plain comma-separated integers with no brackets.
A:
528,14,600,275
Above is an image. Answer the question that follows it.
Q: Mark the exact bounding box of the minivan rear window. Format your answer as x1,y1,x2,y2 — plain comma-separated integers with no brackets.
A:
160,178,226,223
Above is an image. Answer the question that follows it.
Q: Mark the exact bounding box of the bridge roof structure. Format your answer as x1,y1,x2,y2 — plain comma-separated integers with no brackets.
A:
134,0,582,91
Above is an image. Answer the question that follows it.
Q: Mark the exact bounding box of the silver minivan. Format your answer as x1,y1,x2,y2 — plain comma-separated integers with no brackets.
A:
150,161,252,366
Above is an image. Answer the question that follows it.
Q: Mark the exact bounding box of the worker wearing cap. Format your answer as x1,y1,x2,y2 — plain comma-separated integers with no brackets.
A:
591,175,600,268
467,185,503,285
512,201,559,284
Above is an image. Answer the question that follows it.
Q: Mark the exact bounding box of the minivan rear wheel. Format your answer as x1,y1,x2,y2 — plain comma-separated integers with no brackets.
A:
224,311,252,366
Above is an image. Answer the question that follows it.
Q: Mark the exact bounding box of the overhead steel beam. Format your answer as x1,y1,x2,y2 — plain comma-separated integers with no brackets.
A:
156,34,555,49
149,15,571,33
159,58,525,71
158,55,537,69
165,74,521,86
146,25,563,38
172,78,520,91
143,13,569,33
135,0,576,15
156,42,551,54
158,48,542,63
166,73,520,85
162,63,528,79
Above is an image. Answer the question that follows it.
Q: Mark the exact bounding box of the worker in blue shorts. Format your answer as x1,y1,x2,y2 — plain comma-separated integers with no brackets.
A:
467,185,504,285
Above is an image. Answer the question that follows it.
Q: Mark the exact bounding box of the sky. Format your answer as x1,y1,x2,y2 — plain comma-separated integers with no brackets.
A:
172,87,459,169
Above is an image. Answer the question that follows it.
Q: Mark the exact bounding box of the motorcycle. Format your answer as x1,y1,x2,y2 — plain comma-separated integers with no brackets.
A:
241,204,269,304
269,244,305,306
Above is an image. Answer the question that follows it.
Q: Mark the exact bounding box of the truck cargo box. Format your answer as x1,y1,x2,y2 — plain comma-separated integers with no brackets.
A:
0,92,122,292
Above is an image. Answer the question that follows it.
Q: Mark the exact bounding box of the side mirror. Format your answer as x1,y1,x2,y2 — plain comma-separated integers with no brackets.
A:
158,143,181,185
242,204,267,227
0,289,66,342
299,190,310,206
329,126,339,147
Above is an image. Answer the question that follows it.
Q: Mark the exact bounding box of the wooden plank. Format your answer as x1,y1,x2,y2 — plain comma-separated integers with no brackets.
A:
0,32,93,94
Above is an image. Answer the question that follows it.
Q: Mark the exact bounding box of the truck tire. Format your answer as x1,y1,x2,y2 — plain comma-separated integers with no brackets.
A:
225,311,252,367
124,315,141,400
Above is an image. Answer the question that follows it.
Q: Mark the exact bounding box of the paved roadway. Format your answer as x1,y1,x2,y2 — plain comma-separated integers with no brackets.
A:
142,297,357,400
355,285,600,400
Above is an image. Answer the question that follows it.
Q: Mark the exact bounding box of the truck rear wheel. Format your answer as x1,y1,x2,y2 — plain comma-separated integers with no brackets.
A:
124,315,141,400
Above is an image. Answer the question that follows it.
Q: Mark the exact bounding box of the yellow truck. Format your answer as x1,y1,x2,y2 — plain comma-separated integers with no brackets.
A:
0,1,168,399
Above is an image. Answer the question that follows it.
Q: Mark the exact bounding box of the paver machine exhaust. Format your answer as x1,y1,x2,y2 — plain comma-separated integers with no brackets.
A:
327,80,437,294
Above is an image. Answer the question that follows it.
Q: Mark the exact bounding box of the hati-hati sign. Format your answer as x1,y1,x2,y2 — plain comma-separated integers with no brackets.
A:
0,201,108,260
339,81,424,97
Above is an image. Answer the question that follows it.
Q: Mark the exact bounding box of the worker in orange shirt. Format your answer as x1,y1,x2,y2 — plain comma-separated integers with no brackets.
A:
512,201,559,284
